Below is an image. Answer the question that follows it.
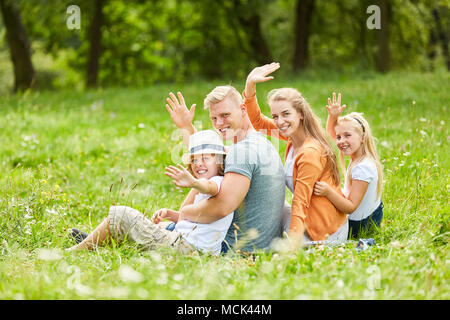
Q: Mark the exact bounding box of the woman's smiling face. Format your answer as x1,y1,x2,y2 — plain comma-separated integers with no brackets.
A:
270,100,303,137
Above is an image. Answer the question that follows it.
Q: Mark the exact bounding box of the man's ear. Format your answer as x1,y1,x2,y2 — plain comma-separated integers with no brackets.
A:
240,103,247,115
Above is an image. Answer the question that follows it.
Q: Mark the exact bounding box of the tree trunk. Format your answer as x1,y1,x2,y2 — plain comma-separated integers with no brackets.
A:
432,7,450,71
232,0,272,65
293,0,314,73
86,0,105,88
0,0,35,92
376,0,391,73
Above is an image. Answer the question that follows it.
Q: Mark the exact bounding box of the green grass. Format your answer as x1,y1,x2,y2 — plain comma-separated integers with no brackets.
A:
0,70,448,299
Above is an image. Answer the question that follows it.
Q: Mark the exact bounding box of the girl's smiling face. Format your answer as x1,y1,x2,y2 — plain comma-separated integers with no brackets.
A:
190,154,219,179
335,123,363,157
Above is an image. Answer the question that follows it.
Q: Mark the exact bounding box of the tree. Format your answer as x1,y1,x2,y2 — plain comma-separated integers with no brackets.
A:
230,0,272,65
86,0,105,88
0,0,35,92
431,7,450,71
293,0,314,72
375,0,391,73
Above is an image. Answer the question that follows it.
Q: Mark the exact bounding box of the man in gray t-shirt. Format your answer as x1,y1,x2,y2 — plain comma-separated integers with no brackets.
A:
224,132,285,252
165,87,285,253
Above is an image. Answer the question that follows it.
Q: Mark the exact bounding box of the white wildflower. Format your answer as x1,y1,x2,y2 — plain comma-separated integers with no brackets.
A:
75,283,94,296
36,248,63,261
138,123,145,129
137,168,145,174
247,228,259,240
46,208,58,215
136,288,149,299
118,265,144,283
173,274,184,282
147,251,162,263
389,241,402,249
104,286,130,299
156,272,168,285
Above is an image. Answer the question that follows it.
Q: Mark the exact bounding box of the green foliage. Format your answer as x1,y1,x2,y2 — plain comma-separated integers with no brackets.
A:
0,0,446,91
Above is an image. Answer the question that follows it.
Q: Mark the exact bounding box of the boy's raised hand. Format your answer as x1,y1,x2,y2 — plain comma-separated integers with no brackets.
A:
326,92,346,117
164,164,196,188
165,91,196,130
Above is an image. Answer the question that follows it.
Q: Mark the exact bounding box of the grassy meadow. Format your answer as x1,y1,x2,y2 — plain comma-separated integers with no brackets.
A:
0,69,448,299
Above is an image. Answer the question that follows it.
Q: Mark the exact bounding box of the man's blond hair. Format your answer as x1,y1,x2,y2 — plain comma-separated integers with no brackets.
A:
204,85,243,110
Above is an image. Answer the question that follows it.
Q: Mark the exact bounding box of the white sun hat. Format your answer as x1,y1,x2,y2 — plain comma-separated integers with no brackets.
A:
182,130,226,164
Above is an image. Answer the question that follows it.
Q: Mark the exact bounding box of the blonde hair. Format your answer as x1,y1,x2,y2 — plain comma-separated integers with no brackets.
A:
204,85,243,110
268,88,341,186
337,112,383,199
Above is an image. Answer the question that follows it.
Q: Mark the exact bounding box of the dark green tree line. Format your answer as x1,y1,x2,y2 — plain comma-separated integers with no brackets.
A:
0,0,447,92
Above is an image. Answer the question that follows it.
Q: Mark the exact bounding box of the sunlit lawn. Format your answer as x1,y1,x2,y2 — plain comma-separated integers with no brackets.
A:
0,69,448,299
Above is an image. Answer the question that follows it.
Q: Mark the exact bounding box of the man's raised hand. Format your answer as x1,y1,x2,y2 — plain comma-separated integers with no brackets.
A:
165,91,196,130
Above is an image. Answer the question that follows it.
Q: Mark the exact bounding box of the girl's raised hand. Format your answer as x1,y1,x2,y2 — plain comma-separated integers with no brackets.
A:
246,62,280,85
165,91,196,130
164,164,197,188
326,92,346,117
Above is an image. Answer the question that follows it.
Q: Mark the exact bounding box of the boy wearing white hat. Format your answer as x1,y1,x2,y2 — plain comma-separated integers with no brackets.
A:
69,130,234,256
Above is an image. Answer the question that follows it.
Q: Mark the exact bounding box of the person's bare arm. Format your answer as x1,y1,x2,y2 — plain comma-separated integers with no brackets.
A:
178,172,250,224
314,180,368,214
325,92,346,142
178,188,198,210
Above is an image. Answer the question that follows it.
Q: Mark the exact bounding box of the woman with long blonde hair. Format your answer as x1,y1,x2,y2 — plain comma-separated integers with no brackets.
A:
244,63,348,247
314,94,384,238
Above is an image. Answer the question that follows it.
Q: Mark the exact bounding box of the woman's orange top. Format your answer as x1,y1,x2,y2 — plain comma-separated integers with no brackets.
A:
244,92,346,240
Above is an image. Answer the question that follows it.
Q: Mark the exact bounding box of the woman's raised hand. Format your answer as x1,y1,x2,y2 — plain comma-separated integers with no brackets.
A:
246,62,280,85
165,91,196,130
245,62,280,97
164,164,197,188
326,92,346,117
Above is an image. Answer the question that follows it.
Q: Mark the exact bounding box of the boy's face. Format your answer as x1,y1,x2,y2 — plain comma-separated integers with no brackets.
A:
191,154,219,179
